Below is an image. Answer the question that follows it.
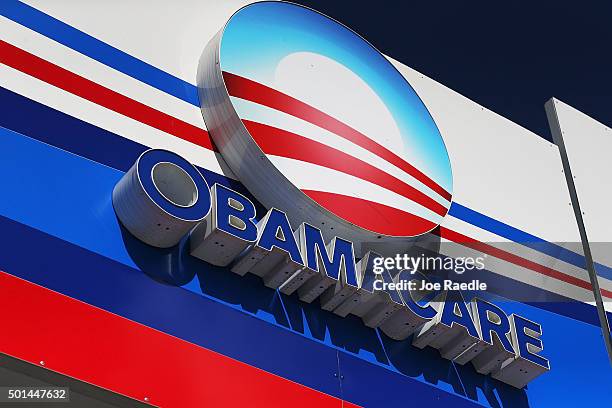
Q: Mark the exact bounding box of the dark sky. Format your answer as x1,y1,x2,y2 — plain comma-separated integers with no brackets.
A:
294,0,612,141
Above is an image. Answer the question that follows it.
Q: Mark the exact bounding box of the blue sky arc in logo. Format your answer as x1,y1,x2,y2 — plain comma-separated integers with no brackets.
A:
218,1,453,237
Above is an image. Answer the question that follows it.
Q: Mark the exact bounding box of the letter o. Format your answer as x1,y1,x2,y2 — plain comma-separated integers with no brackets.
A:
112,149,211,248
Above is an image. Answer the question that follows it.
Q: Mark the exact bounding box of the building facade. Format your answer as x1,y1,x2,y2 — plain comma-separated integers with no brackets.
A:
1,1,611,407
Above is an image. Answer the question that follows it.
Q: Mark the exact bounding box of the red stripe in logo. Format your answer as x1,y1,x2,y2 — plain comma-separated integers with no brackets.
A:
223,71,452,202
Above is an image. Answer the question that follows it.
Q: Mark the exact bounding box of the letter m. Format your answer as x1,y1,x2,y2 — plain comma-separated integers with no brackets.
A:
298,223,357,286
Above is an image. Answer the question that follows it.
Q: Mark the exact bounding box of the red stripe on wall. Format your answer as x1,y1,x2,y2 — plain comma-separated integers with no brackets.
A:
0,41,214,151
436,227,612,299
244,120,449,218
223,71,452,202
0,271,350,408
302,190,437,236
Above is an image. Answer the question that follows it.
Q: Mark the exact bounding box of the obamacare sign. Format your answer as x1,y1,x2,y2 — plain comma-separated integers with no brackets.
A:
112,1,549,389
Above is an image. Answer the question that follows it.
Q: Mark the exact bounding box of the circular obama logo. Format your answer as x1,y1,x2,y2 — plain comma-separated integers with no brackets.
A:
198,1,452,247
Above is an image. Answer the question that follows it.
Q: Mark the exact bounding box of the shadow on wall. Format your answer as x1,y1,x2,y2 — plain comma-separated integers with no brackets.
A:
120,223,529,408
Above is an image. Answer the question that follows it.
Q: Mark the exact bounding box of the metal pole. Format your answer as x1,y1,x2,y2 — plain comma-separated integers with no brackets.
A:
545,98,612,364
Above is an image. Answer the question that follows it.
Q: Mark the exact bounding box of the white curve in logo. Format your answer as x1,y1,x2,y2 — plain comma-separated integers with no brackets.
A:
273,51,404,154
